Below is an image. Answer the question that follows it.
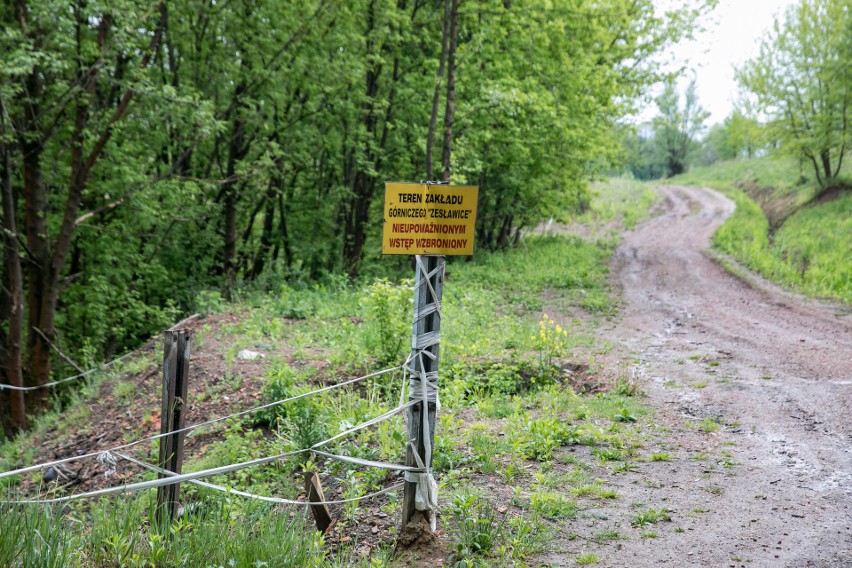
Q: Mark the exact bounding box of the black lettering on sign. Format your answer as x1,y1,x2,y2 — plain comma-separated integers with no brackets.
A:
426,193,464,205
399,193,423,203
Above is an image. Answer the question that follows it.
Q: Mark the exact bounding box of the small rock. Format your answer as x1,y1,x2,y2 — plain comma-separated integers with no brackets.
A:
237,349,264,361
255,342,273,350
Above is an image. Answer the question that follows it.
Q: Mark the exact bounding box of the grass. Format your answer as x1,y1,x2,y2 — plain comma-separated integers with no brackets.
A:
0,177,659,566
631,508,671,528
672,155,852,304
569,177,657,231
0,495,327,568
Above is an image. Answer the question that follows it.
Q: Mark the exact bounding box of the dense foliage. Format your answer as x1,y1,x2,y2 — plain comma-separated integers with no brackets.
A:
0,0,710,433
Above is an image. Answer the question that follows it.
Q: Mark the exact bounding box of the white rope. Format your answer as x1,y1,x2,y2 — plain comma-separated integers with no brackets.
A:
1,448,309,505
117,452,405,506
2,392,417,504
311,450,422,473
0,312,200,392
414,255,443,320
0,350,137,392
0,365,403,481
404,255,443,528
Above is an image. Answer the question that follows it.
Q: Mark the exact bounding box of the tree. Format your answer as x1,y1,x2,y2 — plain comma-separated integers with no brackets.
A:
0,0,715,435
451,0,716,248
698,108,765,165
737,0,851,187
0,0,173,429
653,78,709,177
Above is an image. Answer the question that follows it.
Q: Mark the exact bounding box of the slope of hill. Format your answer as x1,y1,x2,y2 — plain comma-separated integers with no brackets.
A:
672,157,851,304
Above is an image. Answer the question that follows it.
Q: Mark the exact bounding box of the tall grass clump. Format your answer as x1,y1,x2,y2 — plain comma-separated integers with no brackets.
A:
0,494,327,568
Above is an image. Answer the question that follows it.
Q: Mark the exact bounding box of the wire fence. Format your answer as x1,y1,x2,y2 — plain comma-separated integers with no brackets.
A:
1,358,418,509
1,256,444,524
0,349,139,392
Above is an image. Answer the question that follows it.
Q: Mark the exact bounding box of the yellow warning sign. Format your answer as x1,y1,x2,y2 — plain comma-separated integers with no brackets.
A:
382,182,479,255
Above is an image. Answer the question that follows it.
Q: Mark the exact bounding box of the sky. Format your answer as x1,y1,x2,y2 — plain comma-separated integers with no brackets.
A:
643,0,799,125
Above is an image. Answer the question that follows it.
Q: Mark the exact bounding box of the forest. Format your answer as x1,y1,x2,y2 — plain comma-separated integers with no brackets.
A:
0,0,713,435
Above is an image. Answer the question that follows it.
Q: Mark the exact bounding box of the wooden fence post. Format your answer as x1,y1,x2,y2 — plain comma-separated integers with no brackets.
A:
401,254,444,531
157,328,191,523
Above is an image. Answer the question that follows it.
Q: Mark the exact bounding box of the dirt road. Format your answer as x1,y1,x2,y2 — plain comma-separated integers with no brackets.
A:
595,185,851,567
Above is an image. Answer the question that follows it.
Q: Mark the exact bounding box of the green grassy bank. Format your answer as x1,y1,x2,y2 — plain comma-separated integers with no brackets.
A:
673,157,851,304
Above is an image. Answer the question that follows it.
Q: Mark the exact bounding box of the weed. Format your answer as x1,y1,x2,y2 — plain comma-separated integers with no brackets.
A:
532,314,570,381
650,452,672,462
529,491,578,520
445,492,506,561
501,461,525,483
477,395,516,418
592,530,622,543
510,415,579,461
195,290,226,315
111,380,137,406
717,457,739,469
699,417,721,433
469,432,508,475
631,508,671,527
576,552,600,565
610,461,638,473
592,448,623,462
613,370,643,397
361,278,412,366
614,407,637,423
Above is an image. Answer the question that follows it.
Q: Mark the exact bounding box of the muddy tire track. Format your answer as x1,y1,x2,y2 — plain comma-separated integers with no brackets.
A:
593,185,850,567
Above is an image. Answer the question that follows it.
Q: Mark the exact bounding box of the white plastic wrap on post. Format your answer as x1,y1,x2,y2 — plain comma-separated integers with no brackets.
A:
405,441,438,513
405,254,444,530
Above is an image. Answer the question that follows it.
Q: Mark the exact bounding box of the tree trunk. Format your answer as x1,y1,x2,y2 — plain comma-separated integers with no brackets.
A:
15,0,166,421
249,180,278,279
807,154,824,187
0,112,26,436
19,57,52,409
426,0,452,180
278,190,292,269
820,149,832,183
342,0,383,278
441,0,460,183
222,109,246,298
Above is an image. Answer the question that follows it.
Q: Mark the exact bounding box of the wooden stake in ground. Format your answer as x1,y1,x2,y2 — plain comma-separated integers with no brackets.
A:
303,471,334,532
401,254,444,531
157,329,191,522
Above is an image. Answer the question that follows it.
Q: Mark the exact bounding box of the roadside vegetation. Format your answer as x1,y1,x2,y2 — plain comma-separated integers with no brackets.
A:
672,156,852,304
0,179,694,567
